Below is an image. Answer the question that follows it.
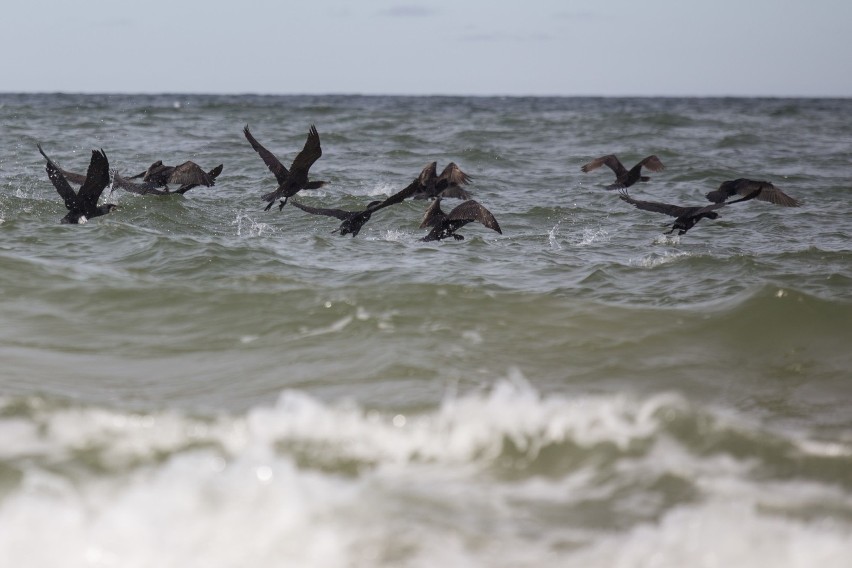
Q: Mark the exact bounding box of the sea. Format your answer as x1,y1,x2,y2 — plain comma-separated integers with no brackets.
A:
0,93,850,567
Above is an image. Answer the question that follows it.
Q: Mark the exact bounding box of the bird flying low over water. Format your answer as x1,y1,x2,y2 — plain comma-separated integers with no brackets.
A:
37,144,117,224
705,178,800,207
411,161,473,200
114,162,223,195
127,161,223,194
243,124,326,211
290,199,384,237
618,188,759,235
325,179,426,236
419,198,502,241
581,154,665,189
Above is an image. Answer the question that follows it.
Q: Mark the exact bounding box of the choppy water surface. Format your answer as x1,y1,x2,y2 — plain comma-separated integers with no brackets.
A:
1,93,851,566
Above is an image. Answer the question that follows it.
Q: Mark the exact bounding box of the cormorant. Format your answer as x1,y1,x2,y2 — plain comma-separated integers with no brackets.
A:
114,163,223,195
290,199,383,237
705,178,799,207
411,161,472,200
420,198,502,241
581,154,665,189
244,124,326,211
37,144,117,224
127,161,223,194
618,188,759,235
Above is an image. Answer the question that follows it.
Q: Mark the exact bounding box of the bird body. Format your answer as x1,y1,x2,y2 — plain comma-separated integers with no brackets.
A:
244,124,325,211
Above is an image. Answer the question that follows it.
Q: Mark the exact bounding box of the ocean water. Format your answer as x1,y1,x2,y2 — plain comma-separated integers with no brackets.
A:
0,93,850,566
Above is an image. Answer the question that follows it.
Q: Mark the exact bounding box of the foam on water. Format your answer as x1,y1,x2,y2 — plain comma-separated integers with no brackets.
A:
1,373,850,567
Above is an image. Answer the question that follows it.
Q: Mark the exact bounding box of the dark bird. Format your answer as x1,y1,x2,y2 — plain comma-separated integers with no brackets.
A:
290,199,383,237
581,154,665,189
705,178,800,207
111,172,170,196
420,198,502,241
37,144,117,224
618,188,759,235
127,160,223,194
298,178,425,236
114,162,223,195
244,124,326,211
411,161,472,200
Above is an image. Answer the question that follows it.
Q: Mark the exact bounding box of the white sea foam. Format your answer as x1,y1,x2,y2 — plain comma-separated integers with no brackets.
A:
0,377,850,567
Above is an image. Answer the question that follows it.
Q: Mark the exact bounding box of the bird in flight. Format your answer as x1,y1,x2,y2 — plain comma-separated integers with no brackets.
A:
419,198,502,241
581,154,665,189
244,124,326,211
38,144,117,224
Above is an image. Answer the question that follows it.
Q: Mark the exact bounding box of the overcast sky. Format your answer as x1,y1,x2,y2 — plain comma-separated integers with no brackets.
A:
3,0,850,97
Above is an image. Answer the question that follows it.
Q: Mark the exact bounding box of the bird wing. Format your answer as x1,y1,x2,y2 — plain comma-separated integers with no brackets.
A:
447,200,502,233
244,125,290,185
639,155,665,172
56,169,89,186
113,172,170,195
418,161,438,186
288,125,323,176
437,186,472,200
38,144,79,211
419,198,447,228
712,178,800,207
290,200,353,220
168,161,212,186
77,149,112,209
437,162,472,186
368,180,421,213
619,190,705,218
581,154,628,177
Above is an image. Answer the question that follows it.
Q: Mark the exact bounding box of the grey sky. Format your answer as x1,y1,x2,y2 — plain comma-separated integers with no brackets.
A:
4,0,850,97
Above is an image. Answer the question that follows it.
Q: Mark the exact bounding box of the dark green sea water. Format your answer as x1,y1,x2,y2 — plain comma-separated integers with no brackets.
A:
1,93,851,566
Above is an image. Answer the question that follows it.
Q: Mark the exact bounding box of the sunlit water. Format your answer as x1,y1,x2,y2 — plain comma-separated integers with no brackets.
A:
1,93,851,566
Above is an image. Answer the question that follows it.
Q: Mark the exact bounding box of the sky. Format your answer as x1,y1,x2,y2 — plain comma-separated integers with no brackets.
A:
3,0,851,97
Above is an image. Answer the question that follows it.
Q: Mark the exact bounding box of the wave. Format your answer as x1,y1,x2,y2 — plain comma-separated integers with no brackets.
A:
1,374,851,566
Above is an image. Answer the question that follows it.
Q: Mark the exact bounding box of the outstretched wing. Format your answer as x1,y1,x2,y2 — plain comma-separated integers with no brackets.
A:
77,149,111,209
581,154,628,178
418,161,438,186
447,200,502,233
619,189,696,218
57,169,89,186
437,186,472,200
291,200,353,221
419,198,447,228
113,172,170,195
168,161,213,186
38,144,79,211
707,178,799,207
288,125,323,176
638,155,665,172
367,180,421,214
437,162,473,188
244,125,289,185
